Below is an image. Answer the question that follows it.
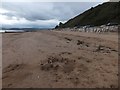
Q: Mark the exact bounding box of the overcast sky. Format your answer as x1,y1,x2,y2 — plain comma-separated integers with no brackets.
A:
0,2,103,28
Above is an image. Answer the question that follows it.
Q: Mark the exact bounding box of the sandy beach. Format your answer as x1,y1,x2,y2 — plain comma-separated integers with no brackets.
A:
2,30,118,88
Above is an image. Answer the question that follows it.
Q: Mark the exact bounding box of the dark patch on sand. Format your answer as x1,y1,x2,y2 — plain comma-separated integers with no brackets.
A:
3,63,25,73
64,37,72,41
94,45,118,53
40,56,76,73
40,55,91,86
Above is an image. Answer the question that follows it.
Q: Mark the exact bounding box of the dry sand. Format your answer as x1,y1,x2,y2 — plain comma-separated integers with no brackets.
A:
2,30,118,88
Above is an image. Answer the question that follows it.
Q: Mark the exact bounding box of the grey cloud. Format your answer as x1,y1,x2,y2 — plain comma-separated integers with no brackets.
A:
1,2,102,28
2,2,101,21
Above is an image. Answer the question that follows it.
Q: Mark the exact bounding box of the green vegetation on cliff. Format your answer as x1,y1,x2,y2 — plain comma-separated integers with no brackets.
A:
56,2,120,28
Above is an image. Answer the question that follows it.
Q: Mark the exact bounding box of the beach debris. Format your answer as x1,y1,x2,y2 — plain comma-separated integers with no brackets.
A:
77,40,89,48
94,45,117,53
37,76,40,79
77,40,84,45
40,55,76,73
60,52,72,55
64,37,72,41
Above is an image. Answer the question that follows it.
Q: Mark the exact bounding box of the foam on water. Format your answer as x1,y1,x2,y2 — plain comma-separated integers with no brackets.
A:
0,30,25,33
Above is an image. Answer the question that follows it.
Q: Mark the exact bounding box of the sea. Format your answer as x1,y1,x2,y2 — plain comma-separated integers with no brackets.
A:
0,30,25,33
0,28,52,33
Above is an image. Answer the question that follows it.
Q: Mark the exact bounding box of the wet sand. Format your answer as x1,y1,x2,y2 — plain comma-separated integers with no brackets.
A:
2,30,118,88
